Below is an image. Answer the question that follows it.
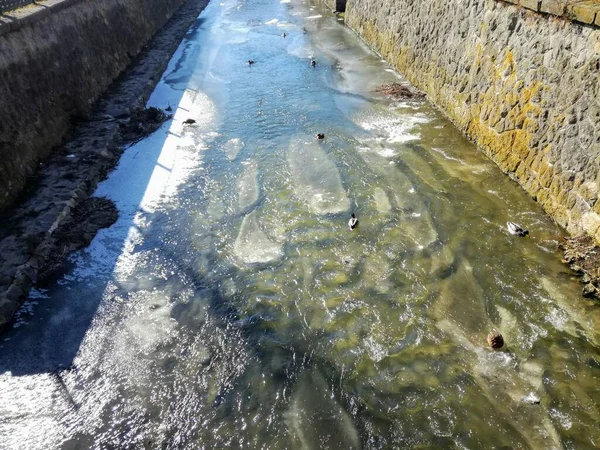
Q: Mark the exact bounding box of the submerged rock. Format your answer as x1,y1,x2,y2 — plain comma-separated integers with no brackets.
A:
487,329,504,349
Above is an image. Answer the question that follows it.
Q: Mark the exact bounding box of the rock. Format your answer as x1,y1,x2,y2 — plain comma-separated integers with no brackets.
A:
582,273,591,284
582,283,597,298
487,329,504,349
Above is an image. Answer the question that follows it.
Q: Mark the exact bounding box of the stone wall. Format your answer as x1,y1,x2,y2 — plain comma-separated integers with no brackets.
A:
345,0,600,241
0,0,188,210
504,0,600,25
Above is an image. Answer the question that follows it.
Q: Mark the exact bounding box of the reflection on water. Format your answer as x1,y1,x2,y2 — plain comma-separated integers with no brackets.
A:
1,0,600,448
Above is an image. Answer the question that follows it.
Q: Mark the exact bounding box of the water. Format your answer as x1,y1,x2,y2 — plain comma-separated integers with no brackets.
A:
1,0,600,448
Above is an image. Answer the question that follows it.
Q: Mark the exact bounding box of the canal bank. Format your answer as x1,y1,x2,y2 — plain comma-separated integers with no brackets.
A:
0,0,210,328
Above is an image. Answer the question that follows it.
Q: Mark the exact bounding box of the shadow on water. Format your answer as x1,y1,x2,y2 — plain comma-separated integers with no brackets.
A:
0,9,213,378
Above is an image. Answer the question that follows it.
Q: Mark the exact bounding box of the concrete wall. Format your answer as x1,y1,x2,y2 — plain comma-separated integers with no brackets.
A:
0,0,188,210
345,0,600,241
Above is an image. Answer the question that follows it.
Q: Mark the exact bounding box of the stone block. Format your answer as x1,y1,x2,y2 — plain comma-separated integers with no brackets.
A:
519,0,540,11
581,212,600,237
540,0,566,15
567,1,600,24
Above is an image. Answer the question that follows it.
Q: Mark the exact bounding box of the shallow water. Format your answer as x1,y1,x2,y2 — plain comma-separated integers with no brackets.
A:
2,0,600,448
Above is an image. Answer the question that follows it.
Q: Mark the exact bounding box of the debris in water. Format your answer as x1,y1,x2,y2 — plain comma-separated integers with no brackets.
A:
119,106,171,144
375,82,425,100
561,234,600,299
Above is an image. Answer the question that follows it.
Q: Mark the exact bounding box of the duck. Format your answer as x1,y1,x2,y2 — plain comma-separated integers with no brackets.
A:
348,213,358,230
247,60,255,66
282,32,287,38
507,221,529,237
183,118,196,125
316,133,325,140
311,59,316,67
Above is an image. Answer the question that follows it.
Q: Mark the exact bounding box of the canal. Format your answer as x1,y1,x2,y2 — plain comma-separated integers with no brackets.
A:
1,0,600,448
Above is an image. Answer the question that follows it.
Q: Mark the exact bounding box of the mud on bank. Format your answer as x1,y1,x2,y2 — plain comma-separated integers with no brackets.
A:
0,0,210,329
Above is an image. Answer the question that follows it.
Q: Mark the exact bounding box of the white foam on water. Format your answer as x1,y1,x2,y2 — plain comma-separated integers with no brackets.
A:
305,15,322,19
265,18,279,25
377,147,397,158
358,112,430,144
430,147,464,164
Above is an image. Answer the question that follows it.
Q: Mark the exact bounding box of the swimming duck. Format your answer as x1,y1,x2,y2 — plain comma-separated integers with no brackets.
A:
348,213,358,230
311,59,316,67
316,133,325,140
183,118,196,125
282,32,287,38
248,60,255,66
507,221,529,237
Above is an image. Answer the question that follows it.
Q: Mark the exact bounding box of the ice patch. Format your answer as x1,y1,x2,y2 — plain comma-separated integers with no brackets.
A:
373,188,391,214
234,211,283,264
237,161,259,210
223,138,244,161
287,138,350,215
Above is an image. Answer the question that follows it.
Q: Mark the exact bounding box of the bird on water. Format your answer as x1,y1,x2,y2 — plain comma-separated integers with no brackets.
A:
348,213,358,230
248,60,255,66
507,222,529,237
316,133,325,140
311,59,316,67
